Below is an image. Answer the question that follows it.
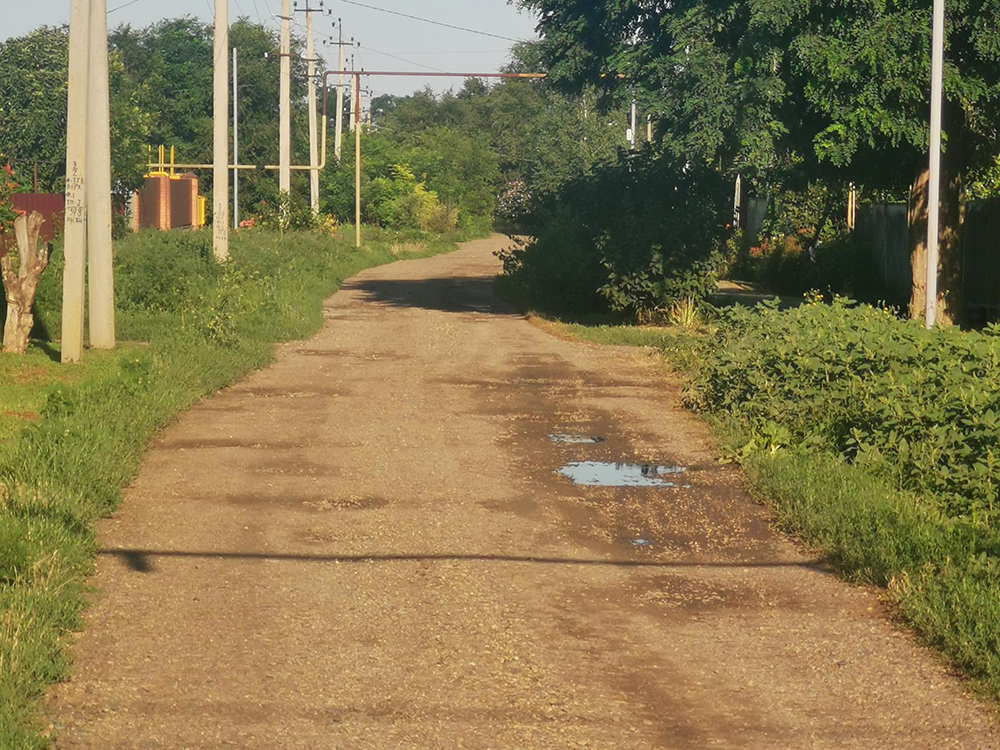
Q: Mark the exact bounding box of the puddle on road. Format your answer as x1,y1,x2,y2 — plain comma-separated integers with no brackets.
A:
549,434,607,444
558,461,687,487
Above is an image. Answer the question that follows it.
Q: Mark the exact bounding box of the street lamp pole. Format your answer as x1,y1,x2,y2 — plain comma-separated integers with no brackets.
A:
924,0,945,329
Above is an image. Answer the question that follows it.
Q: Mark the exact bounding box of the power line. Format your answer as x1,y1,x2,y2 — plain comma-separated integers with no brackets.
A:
363,45,447,73
332,0,524,43
107,0,144,13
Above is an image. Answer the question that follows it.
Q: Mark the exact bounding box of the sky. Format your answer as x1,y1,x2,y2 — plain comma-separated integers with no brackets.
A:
0,0,539,97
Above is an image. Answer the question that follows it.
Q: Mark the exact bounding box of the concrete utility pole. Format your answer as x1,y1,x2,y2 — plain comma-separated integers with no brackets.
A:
279,0,292,198
233,46,239,230
87,0,115,349
349,54,357,133
213,0,230,261
628,98,637,149
61,0,90,364
925,0,945,329
354,72,361,248
334,22,346,161
304,0,320,213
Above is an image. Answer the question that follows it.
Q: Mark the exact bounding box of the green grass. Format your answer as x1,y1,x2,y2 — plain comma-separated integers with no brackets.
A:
0,225,462,748
544,313,1000,704
0,349,124,445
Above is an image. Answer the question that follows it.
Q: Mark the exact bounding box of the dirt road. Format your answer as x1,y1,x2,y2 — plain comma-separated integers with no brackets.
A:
49,236,997,748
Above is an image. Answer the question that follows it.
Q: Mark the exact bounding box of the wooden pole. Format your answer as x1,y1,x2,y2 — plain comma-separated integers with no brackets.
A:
61,0,90,363
213,0,230,261
87,0,115,349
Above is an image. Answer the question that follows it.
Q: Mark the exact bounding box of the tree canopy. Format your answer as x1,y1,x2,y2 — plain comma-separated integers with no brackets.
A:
519,0,1000,194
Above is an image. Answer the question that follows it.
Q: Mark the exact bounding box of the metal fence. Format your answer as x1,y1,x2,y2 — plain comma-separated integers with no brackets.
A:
856,199,1000,316
856,202,911,301
964,199,1000,318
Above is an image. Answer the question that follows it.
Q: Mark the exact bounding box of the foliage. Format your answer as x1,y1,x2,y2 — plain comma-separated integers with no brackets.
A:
0,163,25,237
502,151,730,318
0,228,460,748
519,0,1000,319
0,28,73,193
520,0,1000,192
0,27,150,199
365,164,455,232
687,298,1000,520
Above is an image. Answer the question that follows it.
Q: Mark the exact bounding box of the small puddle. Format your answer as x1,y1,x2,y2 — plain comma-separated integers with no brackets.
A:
548,434,607,444
558,462,687,487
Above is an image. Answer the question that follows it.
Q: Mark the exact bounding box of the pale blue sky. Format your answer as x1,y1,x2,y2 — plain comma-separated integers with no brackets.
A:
0,0,538,96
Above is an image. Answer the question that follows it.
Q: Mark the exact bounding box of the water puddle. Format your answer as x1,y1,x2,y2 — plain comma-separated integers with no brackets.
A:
549,434,607,444
558,462,687,487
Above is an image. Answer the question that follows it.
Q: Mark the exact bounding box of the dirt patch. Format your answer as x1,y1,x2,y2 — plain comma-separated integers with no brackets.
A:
2,410,40,422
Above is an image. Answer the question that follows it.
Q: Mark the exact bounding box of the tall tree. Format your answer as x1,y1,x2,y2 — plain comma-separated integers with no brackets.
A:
520,0,1000,323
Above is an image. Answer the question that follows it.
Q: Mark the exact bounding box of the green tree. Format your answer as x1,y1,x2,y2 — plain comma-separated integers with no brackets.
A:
520,0,1000,323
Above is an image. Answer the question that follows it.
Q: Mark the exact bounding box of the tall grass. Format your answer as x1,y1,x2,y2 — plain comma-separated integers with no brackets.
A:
0,227,460,748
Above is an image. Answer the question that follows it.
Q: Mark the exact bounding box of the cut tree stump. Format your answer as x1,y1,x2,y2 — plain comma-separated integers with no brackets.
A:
2,211,49,354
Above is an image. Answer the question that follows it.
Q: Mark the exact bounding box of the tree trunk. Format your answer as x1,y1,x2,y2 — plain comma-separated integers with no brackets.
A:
1,211,49,355
908,165,966,326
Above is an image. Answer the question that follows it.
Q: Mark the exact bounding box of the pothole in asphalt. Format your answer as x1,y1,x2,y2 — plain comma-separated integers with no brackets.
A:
548,434,608,444
558,462,687,487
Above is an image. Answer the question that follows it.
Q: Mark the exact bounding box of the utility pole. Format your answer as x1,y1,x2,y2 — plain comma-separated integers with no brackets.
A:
925,0,945,329
61,0,89,364
354,72,361,248
628,97,637,149
213,0,230,261
279,0,292,199
300,0,320,214
349,55,357,133
325,20,354,162
87,0,114,349
233,46,239,230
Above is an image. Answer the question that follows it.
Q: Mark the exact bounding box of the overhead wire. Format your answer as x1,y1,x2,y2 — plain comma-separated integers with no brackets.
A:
107,0,144,13
331,0,525,43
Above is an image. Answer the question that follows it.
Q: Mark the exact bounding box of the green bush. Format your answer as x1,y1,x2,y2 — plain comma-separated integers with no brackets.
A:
502,151,730,318
365,165,456,232
687,298,1000,522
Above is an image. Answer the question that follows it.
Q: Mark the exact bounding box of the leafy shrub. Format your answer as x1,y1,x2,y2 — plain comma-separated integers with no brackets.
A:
366,164,456,232
113,231,219,313
687,297,1000,521
504,151,730,317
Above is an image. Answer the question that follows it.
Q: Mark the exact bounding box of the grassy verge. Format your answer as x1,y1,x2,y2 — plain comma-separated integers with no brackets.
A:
540,308,1000,703
0,226,462,748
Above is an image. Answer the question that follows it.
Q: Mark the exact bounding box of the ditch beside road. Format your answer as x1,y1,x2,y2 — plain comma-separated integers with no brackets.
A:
48,235,997,749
